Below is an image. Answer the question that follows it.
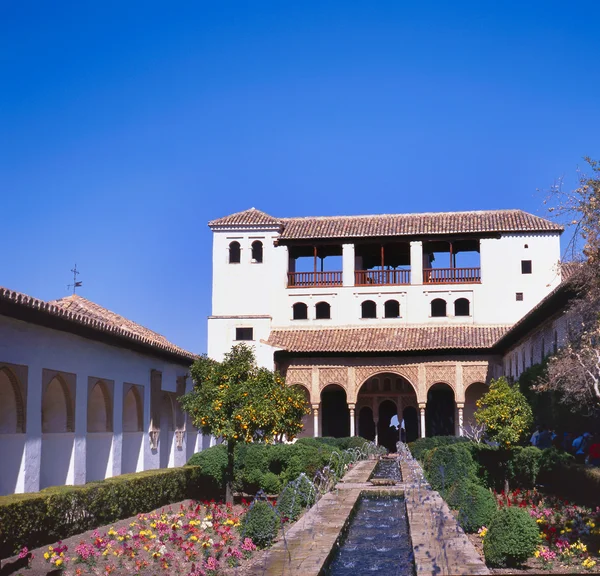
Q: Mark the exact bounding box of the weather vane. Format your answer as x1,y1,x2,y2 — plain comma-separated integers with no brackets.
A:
67,264,82,294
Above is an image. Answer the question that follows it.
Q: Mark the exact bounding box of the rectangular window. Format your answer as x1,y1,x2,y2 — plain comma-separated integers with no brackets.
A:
235,327,253,341
516,292,524,301
521,260,532,274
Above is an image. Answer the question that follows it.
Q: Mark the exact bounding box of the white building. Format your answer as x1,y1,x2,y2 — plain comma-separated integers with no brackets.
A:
207,207,566,448
0,289,207,496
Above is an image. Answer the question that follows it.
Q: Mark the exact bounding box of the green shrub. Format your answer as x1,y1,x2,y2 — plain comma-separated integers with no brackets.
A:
241,501,279,549
186,444,227,494
455,482,497,533
0,466,205,559
260,472,282,495
510,446,542,488
276,487,303,522
422,444,477,493
483,507,539,567
408,436,468,462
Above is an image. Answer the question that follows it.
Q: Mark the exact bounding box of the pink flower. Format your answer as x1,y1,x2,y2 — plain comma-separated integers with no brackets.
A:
18,547,28,559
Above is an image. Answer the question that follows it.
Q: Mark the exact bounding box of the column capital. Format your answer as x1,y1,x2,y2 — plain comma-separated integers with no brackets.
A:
347,403,356,410
456,402,465,409
418,403,426,410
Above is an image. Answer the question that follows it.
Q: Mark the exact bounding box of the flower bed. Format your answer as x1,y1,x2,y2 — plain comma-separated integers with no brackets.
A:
13,500,258,576
479,488,600,572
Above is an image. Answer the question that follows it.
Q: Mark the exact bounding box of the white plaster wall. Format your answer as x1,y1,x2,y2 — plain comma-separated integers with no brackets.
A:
0,435,25,494
122,432,144,474
0,315,192,495
86,433,113,482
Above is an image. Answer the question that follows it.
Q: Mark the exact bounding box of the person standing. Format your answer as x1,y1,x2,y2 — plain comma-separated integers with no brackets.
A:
572,432,592,464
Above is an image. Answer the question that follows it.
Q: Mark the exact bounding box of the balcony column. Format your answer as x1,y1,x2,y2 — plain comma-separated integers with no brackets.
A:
419,403,426,438
342,243,355,287
457,403,465,437
348,403,355,436
410,241,423,284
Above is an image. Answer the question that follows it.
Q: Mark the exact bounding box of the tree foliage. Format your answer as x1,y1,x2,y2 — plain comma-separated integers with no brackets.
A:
540,157,600,412
180,344,310,502
475,377,533,446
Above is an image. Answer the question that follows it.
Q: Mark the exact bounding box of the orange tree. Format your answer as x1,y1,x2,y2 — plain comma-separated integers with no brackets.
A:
180,344,310,503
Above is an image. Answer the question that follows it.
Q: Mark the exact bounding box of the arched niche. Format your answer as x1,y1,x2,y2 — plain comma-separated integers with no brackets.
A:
88,381,112,433
320,384,349,438
0,366,25,433
123,385,143,433
464,382,488,431
42,375,74,433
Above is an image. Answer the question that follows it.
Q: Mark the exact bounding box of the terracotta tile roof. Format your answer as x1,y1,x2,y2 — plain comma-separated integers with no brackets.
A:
264,325,509,353
279,210,562,240
209,208,563,239
0,288,195,362
209,208,283,228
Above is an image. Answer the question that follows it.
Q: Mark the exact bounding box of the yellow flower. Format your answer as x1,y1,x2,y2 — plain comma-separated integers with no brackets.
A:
55,559,63,566
44,552,50,560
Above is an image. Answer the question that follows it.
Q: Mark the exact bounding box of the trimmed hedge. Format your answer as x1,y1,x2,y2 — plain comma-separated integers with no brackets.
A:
422,444,477,493
0,466,205,560
408,435,468,462
452,480,497,533
483,507,539,567
241,501,279,549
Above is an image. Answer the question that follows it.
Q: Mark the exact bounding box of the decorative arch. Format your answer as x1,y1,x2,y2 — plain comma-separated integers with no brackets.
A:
88,380,112,433
123,385,144,433
464,382,487,431
292,384,313,438
320,384,349,438
426,382,455,437
160,393,175,432
42,374,74,433
0,365,26,433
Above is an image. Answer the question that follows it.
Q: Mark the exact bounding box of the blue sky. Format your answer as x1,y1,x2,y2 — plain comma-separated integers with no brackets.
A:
1,1,599,354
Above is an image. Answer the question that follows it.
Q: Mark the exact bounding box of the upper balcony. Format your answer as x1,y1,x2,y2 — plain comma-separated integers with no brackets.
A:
286,238,481,287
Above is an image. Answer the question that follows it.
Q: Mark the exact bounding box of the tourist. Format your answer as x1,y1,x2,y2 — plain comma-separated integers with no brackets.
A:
530,425,542,447
588,437,600,466
536,425,553,450
572,432,592,464
562,432,574,452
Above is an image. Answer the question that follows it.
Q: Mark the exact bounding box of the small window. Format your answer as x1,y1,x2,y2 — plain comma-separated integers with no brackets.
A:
361,300,377,319
229,241,241,264
315,302,331,320
516,292,524,301
524,244,529,249
251,241,263,263
454,298,470,316
384,300,400,318
292,302,308,320
235,327,253,341
431,298,447,317
521,260,532,274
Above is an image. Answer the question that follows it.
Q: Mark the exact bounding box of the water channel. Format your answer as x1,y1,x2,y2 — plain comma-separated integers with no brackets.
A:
324,494,414,575
369,458,403,482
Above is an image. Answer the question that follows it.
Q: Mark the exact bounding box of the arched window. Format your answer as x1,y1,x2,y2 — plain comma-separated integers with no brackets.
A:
229,241,241,264
123,386,143,433
251,241,263,263
292,302,308,320
384,300,400,318
88,381,112,432
315,301,331,320
42,376,74,433
0,366,25,433
361,300,377,319
431,298,447,317
454,298,470,317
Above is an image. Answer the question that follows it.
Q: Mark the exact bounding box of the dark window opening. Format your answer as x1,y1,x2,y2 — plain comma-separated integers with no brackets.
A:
516,292,524,301
315,301,331,320
454,298,470,316
251,241,263,263
384,300,400,318
521,260,532,274
431,298,447,317
361,300,377,319
229,241,241,264
354,242,411,285
235,327,253,341
524,244,529,249
292,302,308,320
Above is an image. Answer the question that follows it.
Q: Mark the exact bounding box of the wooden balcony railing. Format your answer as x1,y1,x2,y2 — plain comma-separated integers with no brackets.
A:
355,269,411,286
287,271,343,287
423,267,481,284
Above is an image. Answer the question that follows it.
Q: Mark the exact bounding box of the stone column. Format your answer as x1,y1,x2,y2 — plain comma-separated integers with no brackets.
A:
342,243,356,286
312,404,319,438
374,418,379,445
457,403,465,437
410,241,423,285
348,404,355,436
73,374,88,485
419,403,426,438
